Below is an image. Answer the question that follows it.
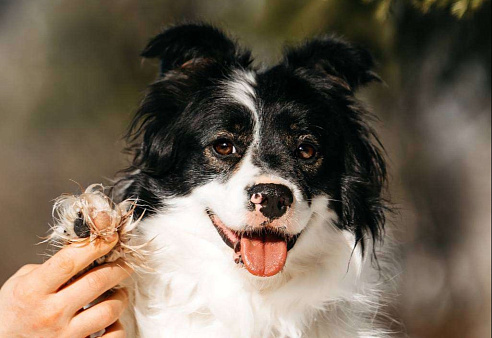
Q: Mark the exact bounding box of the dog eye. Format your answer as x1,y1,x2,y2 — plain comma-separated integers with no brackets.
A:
296,143,316,160
213,139,237,156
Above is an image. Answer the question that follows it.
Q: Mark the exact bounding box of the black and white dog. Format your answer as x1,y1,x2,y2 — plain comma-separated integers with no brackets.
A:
117,23,390,337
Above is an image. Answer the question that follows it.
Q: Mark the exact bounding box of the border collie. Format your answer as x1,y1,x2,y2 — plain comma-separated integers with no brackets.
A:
116,23,390,338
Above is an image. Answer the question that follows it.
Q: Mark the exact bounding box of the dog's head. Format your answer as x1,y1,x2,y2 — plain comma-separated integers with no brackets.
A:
123,24,386,277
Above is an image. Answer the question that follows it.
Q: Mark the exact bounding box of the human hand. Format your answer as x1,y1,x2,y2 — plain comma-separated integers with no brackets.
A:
0,235,132,338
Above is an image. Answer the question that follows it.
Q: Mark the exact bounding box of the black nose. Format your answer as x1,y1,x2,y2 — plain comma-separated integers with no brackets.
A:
248,183,294,220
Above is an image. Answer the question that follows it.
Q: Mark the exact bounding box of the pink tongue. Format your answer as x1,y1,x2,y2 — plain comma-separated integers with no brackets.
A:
240,232,287,277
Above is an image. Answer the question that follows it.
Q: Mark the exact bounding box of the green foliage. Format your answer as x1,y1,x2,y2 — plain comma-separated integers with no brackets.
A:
367,0,488,18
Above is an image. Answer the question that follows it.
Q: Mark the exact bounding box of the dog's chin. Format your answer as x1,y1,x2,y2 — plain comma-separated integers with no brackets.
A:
206,209,301,278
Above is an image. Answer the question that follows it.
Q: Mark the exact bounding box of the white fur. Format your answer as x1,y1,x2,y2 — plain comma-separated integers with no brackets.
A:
224,69,257,117
223,69,261,143
121,70,390,337
123,191,387,337
122,170,389,337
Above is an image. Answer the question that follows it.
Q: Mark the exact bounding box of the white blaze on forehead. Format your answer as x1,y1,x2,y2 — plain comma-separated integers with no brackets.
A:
223,69,260,142
226,70,257,112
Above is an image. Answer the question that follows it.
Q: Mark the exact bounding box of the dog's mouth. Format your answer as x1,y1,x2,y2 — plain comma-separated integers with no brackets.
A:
206,209,300,277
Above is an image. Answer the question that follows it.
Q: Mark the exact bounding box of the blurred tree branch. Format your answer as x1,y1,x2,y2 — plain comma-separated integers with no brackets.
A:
366,0,488,18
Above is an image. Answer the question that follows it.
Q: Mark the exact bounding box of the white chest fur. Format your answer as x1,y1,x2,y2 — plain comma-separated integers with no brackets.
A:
123,202,385,338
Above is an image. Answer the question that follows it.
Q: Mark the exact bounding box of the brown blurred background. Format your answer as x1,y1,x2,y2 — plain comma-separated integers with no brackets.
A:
0,1,490,337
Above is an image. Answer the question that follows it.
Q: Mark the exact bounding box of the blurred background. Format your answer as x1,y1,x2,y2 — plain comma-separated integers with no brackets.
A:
0,0,490,336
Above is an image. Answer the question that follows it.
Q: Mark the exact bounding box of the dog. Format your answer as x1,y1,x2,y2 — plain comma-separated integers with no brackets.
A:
115,23,391,338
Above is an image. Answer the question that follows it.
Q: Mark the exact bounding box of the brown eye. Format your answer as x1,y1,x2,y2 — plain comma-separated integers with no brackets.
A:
297,143,316,160
213,139,237,156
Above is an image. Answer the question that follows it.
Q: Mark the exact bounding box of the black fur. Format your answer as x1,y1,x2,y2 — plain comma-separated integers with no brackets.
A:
140,23,252,74
118,24,387,256
283,37,381,90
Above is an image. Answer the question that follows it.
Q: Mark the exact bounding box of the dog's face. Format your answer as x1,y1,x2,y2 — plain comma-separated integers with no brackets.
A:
123,24,386,277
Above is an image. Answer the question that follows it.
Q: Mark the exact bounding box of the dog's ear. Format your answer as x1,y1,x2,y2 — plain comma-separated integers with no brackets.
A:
283,37,380,90
141,23,251,75
339,107,387,257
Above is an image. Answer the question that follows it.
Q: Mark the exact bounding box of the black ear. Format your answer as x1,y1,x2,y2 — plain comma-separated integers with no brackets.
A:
283,37,380,90
339,106,388,256
141,23,252,75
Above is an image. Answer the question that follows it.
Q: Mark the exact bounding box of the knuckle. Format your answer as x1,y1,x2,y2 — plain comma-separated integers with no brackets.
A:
86,271,108,292
99,303,119,324
38,310,63,327
18,264,37,274
55,252,76,276
12,280,34,301
34,301,66,330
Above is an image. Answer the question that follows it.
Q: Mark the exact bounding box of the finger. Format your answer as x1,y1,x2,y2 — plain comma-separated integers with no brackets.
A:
58,260,132,313
102,320,126,338
69,288,128,338
12,264,40,278
29,234,119,293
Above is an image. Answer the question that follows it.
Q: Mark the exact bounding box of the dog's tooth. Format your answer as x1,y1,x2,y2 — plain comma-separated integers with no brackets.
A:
233,249,242,264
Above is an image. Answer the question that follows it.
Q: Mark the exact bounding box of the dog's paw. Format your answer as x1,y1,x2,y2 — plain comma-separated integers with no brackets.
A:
48,183,148,268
